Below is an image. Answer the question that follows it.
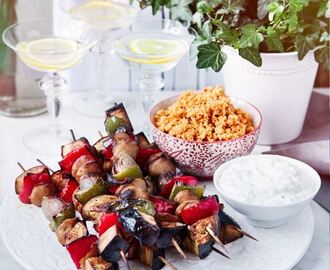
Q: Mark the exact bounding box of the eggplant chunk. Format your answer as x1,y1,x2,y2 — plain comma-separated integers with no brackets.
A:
30,183,57,207
98,225,129,263
183,215,218,259
156,223,187,248
218,210,243,244
146,153,176,177
82,195,119,221
51,170,72,191
119,209,160,247
15,165,48,194
173,190,199,204
105,103,133,135
93,136,111,153
135,132,152,148
138,245,165,270
56,218,87,246
84,257,117,270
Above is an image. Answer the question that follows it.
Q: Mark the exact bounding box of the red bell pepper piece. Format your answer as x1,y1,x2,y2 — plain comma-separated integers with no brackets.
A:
98,212,119,236
180,196,219,225
160,175,199,198
149,195,177,215
59,179,79,203
19,169,51,204
59,145,96,173
136,147,161,168
66,235,98,269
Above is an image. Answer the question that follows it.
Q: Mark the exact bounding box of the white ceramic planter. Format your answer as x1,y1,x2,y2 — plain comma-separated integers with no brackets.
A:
222,46,319,145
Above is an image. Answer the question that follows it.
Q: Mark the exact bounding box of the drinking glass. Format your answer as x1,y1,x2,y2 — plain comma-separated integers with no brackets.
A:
2,18,97,155
112,19,190,113
59,0,138,117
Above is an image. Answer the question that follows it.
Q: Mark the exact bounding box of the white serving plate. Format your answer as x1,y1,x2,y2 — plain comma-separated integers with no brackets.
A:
0,183,314,270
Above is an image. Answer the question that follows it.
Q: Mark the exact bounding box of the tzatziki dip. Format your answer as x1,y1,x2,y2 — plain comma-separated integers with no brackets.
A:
219,155,316,206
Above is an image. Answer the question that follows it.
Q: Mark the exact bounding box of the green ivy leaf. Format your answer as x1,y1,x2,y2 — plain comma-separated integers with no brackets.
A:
315,44,329,71
294,35,313,60
216,24,239,47
265,28,284,52
287,12,298,32
267,2,284,22
190,38,208,60
289,0,309,13
196,42,227,72
239,47,262,67
239,24,264,49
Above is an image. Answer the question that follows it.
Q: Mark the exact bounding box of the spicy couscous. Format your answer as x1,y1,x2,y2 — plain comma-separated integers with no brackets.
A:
154,86,255,142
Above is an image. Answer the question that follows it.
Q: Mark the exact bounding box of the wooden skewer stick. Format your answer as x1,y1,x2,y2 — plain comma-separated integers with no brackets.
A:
98,130,104,138
158,256,177,270
69,129,76,141
211,246,231,260
236,228,258,242
17,162,26,172
120,250,130,270
36,159,54,173
171,238,188,261
206,226,229,253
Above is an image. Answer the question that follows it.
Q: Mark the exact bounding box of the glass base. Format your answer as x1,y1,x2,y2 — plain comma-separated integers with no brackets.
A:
0,98,47,117
23,126,73,156
73,93,136,118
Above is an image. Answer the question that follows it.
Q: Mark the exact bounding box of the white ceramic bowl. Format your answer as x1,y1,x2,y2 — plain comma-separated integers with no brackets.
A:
213,154,321,228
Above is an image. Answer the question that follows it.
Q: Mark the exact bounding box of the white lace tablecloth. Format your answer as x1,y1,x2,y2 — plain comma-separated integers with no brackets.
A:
0,90,329,270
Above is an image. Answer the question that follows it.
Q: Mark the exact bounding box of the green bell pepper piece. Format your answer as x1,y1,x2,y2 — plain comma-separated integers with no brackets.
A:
169,182,205,201
113,165,143,181
50,203,76,231
74,180,108,205
105,115,127,135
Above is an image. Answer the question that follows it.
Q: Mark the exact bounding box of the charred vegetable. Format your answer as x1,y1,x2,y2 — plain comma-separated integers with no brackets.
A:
98,225,128,263
146,153,176,178
178,196,220,225
56,218,88,246
119,208,160,246
50,203,76,231
81,195,118,221
112,154,142,181
16,165,51,204
84,257,117,270
138,245,165,270
159,175,198,198
66,235,98,269
74,177,108,205
104,103,133,135
156,222,187,249
169,181,205,201
183,215,218,259
30,183,57,206
149,195,177,215
109,198,156,216
218,210,244,244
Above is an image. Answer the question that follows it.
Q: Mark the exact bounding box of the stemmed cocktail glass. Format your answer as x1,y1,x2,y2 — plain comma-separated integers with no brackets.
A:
2,18,97,155
112,19,190,113
59,0,138,117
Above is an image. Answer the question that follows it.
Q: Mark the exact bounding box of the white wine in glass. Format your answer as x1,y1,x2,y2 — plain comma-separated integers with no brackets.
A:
2,19,97,155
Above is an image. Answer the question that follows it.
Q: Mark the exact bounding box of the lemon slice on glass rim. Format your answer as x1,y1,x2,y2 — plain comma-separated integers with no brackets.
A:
127,38,187,64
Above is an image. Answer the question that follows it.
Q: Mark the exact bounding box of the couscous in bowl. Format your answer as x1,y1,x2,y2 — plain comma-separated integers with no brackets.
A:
149,88,262,178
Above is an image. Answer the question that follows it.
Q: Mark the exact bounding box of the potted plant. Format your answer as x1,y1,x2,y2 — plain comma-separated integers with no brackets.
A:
137,0,329,145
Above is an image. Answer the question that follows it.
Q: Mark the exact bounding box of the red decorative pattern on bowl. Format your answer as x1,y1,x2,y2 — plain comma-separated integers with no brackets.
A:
150,95,262,178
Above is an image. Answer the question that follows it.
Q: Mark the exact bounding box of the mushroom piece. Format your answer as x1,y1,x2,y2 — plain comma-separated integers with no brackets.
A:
146,153,176,177
81,195,119,221
56,218,88,246
84,257,115,270
30,183,57,207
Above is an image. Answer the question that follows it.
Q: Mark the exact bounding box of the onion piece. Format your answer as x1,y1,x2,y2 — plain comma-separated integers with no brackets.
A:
79,174,100,191
41,196,66,220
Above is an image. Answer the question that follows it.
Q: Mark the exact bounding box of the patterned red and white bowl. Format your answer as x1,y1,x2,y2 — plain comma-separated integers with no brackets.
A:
150,95,262,179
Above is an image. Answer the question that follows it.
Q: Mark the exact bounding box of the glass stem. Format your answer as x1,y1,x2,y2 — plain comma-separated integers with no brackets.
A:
39,72,67,137
94,32,111,96
138,72,164,113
